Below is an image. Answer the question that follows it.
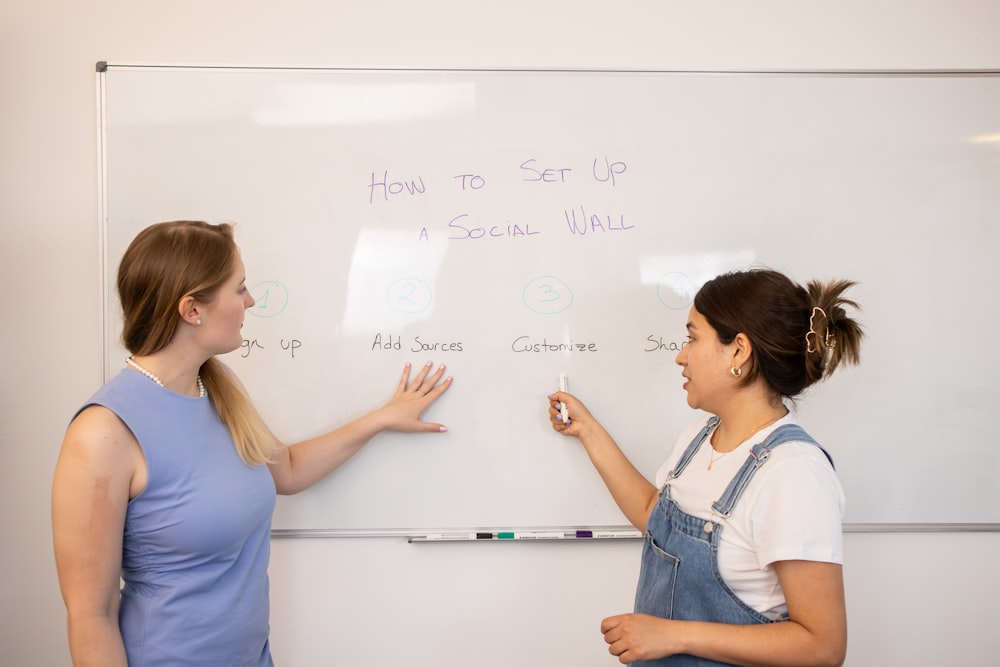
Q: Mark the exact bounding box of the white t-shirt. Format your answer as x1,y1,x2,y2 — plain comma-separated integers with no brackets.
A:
654,413,845,620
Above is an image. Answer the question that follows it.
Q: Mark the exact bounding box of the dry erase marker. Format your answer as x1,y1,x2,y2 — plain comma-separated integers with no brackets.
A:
591,530,643,539
572,529,641,539
512,531,566,540
421,532,479,541
557,373,570,424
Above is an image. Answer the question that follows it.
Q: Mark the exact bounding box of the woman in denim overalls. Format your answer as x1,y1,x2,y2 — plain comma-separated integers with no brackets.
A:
549,269,863,666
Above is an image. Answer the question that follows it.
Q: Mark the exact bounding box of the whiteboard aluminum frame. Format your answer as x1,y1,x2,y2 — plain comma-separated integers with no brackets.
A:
96,63,1000,536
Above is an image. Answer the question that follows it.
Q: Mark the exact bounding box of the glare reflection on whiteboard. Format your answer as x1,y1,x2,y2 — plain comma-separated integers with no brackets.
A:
252,82,476,126
342,229,446,334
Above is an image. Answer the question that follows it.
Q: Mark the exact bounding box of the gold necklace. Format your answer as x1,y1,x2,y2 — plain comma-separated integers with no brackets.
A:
707,412,785,470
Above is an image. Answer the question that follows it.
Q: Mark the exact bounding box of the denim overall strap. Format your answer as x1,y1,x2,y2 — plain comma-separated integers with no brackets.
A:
665,416,720,484
711,424,831,518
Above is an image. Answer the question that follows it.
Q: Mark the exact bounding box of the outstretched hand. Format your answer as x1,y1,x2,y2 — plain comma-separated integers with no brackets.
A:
380,362,453,433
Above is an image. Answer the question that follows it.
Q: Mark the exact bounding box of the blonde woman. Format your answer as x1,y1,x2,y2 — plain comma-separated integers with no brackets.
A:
52,220,453,666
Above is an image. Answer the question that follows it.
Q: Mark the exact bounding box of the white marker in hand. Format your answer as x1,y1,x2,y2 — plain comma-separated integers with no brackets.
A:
558,373,570,424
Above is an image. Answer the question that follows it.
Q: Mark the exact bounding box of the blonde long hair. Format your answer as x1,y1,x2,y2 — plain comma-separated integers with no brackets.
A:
117,220,276,466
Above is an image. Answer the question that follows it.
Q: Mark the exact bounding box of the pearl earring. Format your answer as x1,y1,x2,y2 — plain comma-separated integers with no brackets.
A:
196,319,202,325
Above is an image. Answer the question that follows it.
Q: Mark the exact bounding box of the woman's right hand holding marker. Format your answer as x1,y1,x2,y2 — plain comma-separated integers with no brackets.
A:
548,390,593,439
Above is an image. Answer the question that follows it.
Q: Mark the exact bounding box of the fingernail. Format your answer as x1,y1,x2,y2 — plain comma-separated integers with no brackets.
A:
438,426,448,433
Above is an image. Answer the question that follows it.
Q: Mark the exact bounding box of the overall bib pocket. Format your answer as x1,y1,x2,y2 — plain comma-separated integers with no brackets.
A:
635,530,680,619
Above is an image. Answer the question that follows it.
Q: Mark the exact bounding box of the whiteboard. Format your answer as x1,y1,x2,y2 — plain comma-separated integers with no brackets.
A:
99,66,1000,530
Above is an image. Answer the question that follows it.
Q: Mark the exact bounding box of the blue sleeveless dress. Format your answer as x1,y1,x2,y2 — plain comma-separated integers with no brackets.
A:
79,370,276,666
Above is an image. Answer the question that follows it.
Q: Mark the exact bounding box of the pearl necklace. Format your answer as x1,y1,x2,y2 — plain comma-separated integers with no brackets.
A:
126,356,205,398
707,412,785,471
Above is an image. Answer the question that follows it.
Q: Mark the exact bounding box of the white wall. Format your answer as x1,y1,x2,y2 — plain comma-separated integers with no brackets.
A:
2,2,998,665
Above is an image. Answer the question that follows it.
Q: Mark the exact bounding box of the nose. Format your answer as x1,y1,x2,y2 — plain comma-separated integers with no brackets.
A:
245,291,256,309
675,343,687,366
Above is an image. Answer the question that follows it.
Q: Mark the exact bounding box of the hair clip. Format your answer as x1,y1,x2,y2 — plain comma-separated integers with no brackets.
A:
806,306,835,353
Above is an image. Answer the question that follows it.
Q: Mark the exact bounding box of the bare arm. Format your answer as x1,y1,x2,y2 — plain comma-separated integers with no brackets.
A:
601,560,847,667
268,362,453,495
548,391,659,530
52,406,144,667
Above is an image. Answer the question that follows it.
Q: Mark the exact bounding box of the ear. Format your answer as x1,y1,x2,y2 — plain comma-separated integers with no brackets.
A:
178,295,201,327
731,332,753,369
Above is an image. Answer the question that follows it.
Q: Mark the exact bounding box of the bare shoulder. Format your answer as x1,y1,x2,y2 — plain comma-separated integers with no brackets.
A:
57,405,144,491
64,405,136,452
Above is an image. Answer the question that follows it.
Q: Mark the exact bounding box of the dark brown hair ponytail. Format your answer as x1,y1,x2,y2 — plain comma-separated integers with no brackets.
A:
694,268,864,399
